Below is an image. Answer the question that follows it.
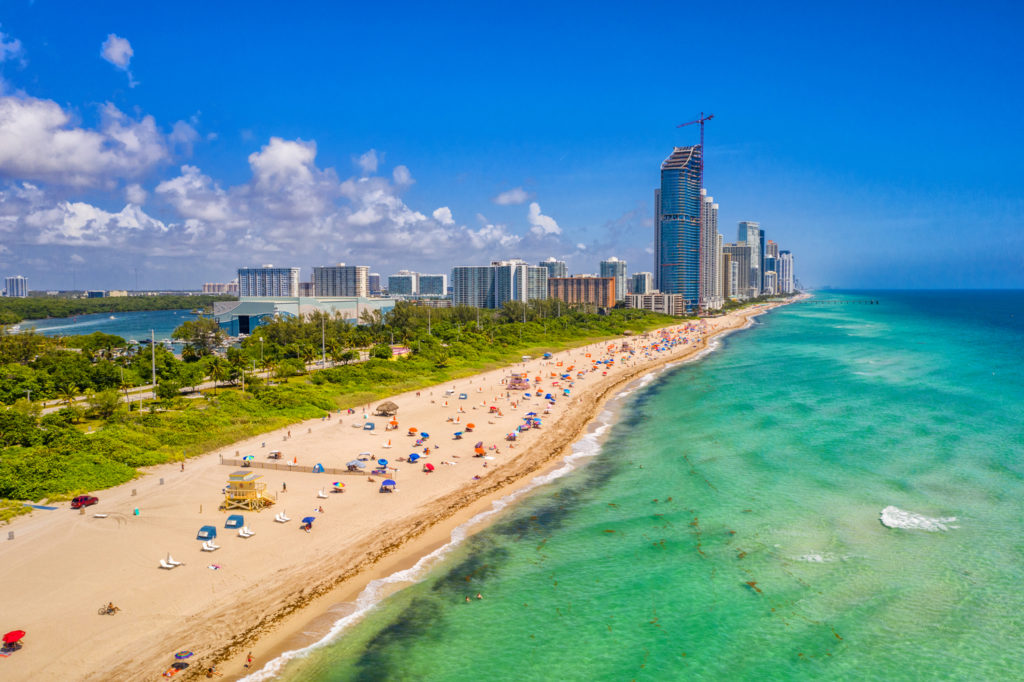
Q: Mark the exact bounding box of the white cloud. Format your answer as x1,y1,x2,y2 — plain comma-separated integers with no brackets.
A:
69,253,85,264
155,165,232,222
493,187,531,205
0,28,24,64
125,183,147,205
0,96,171,187
432,206,454,225
392,164,413,186
527,201,561,236
24,201,167,246
356,149,378,174
100,34,136,87
468,222,521,250
169,120,199,154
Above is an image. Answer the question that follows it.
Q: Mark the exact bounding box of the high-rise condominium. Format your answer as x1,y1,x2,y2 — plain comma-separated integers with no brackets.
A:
655,146,702,311
700,190,722,310
3,275,28,298
722,244,751,300
238,265,300,297
452,260,547,309
599,257,628,301
313,263,369,297
388,270,419,295
368,273,382,296
737,222,761,298
538,257,568,279
630,272,654,295
418,274,447,296
778,251,795,294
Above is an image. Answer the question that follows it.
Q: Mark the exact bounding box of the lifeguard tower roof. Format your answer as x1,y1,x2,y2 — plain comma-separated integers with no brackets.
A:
229,470,262,482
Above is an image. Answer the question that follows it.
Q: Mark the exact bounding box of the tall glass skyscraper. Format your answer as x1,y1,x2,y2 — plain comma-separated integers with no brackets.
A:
655,145,702,311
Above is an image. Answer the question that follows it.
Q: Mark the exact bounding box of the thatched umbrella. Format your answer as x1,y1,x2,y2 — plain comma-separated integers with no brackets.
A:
376,401,399,416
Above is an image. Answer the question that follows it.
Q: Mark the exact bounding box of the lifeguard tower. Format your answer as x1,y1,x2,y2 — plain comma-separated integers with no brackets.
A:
223,470,275,511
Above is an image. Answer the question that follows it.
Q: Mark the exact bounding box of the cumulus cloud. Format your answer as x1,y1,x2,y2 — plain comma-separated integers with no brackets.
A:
125,183,147,205
69,253,85,264
100,34,136,87
24,201,167,246
355,149,378,174
493,187,531,205
392,164,413,186
0,96,172,187
527,201,561,236
432,206,454,225
0,28,24,64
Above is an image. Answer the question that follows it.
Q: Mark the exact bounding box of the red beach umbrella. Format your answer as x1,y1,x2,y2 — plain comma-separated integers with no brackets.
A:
3,630,25,644
423,463,435,472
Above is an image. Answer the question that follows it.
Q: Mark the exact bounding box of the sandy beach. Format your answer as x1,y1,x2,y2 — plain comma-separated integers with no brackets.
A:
0,301,794,680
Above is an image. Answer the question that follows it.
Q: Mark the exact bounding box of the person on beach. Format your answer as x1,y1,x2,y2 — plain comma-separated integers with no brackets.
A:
245,652,254,668
282,482,287,492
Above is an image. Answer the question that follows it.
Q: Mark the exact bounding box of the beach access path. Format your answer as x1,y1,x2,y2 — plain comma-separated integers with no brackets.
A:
0,301,793,681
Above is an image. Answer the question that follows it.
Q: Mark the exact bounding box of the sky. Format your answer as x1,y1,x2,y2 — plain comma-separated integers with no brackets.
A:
0,0,1022,291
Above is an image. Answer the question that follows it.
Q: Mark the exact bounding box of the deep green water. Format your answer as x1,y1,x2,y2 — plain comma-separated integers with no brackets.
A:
250,291,1024,681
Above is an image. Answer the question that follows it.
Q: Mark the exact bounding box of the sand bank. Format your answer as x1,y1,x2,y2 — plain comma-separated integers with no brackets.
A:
0,300,796,680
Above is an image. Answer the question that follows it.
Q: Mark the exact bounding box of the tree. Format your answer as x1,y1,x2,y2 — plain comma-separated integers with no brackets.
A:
177,363,205,394
155,380,181,403
172,317,226,357
89,389,122,420
340,349,359,365
57,382,79,408
370,344,392,360
208,358,228,394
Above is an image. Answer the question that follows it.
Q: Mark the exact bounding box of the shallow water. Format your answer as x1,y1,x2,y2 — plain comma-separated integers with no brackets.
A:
257,291,1024,681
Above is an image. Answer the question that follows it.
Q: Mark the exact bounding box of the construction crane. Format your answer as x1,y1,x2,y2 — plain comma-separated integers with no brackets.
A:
676,112,714,313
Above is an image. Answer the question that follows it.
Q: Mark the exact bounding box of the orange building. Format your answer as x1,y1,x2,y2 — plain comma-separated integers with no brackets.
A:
547,276,616,308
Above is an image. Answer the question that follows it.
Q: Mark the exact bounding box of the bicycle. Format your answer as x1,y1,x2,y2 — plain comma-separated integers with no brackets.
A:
98,604,121,615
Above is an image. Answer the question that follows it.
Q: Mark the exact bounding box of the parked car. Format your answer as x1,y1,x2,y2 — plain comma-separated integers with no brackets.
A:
71,495,99,509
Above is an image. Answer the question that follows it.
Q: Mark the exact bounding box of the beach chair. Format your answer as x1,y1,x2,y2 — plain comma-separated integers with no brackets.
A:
201,542,218,552
274,511,291,523
317,489,328,499
167,555,183,566
159,559,176,569
239,526,255,538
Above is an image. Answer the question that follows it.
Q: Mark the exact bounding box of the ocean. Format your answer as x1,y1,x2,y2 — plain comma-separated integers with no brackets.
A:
14,309,198,342
249,291,1024,681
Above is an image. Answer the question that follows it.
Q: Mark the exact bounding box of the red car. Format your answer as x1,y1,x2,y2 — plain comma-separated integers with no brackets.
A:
71,495,98,509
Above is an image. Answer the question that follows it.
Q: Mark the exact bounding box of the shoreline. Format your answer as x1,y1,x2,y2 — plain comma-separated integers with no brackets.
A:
0,298,800,681
232,301,792,681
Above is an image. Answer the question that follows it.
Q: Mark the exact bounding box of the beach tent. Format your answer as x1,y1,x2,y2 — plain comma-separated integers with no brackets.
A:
380,479,397,490
225,514,244,529
197,525,217,541
347,460,367,471
312,463,324,473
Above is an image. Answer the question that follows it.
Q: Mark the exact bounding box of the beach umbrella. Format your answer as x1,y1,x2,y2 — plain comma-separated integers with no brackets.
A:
381,479,397,487
474,441,484,448
332,481,345,488
420,432,430,439
3,630,25,644
377,459,388,467
474,447,486,455
525,412,537,416
453,431,463,437
423,463,435,472
243,455,254,461
466,423,476,429
171,662,190,670
173,650,194,660
346,460,366,468
301,517,316,525
408,453,420,462
408,427,418,433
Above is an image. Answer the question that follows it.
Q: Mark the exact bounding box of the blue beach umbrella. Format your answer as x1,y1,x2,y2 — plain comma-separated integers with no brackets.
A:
420,432,430,439
377,459,388,467
408,453,420,462
525,412,537,416
381,479,397,487
301,516,316,524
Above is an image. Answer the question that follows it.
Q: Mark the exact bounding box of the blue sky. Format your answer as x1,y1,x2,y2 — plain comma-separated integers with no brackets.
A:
0,0,1021,290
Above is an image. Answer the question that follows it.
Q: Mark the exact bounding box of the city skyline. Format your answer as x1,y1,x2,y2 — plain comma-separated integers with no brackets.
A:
0,2,1021,290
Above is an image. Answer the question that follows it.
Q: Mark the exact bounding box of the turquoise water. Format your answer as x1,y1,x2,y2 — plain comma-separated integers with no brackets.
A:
256,291,1024,681
15,308,197,342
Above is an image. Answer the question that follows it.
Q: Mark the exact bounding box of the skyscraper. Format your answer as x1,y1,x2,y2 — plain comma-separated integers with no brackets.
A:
3,275,28,298
630,272,654,295
722,243,751,300
549,276,617,308
418,274,447,296
599,257,628,301
451,260,547,308
700,190,722,310
656,146,702,311
368,273,382,296
778,251,795,294
387,270,419,295
737,222,761,298
538,257,568,279
238,265,300,297
451,266,494,307
313,264,369,297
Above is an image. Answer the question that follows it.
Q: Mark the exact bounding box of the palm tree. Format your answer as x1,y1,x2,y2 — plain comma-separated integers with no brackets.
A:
208,358,228,395
58,383,79,408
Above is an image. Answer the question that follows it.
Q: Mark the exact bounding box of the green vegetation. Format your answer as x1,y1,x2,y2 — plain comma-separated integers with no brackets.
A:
0,302,675,503
0,293,234,325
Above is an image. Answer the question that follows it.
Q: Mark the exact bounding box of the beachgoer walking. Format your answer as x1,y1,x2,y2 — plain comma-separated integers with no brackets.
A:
181,462,184,472
282,482,287,492
245,652,254,668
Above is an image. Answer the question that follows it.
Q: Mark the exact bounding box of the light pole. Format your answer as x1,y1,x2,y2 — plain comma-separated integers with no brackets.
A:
150,329,156,387
260,337,264,365
321,315,326,368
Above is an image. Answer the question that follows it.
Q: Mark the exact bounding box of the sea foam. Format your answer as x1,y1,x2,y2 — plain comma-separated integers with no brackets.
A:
880,505,958,531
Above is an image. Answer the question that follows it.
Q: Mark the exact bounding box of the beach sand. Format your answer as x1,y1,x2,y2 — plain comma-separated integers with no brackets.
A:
0,302,792,680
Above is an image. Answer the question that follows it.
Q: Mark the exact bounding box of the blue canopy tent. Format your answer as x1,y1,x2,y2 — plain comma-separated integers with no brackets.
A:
197,525,217,540
225,514,244,529
380,479,397,492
